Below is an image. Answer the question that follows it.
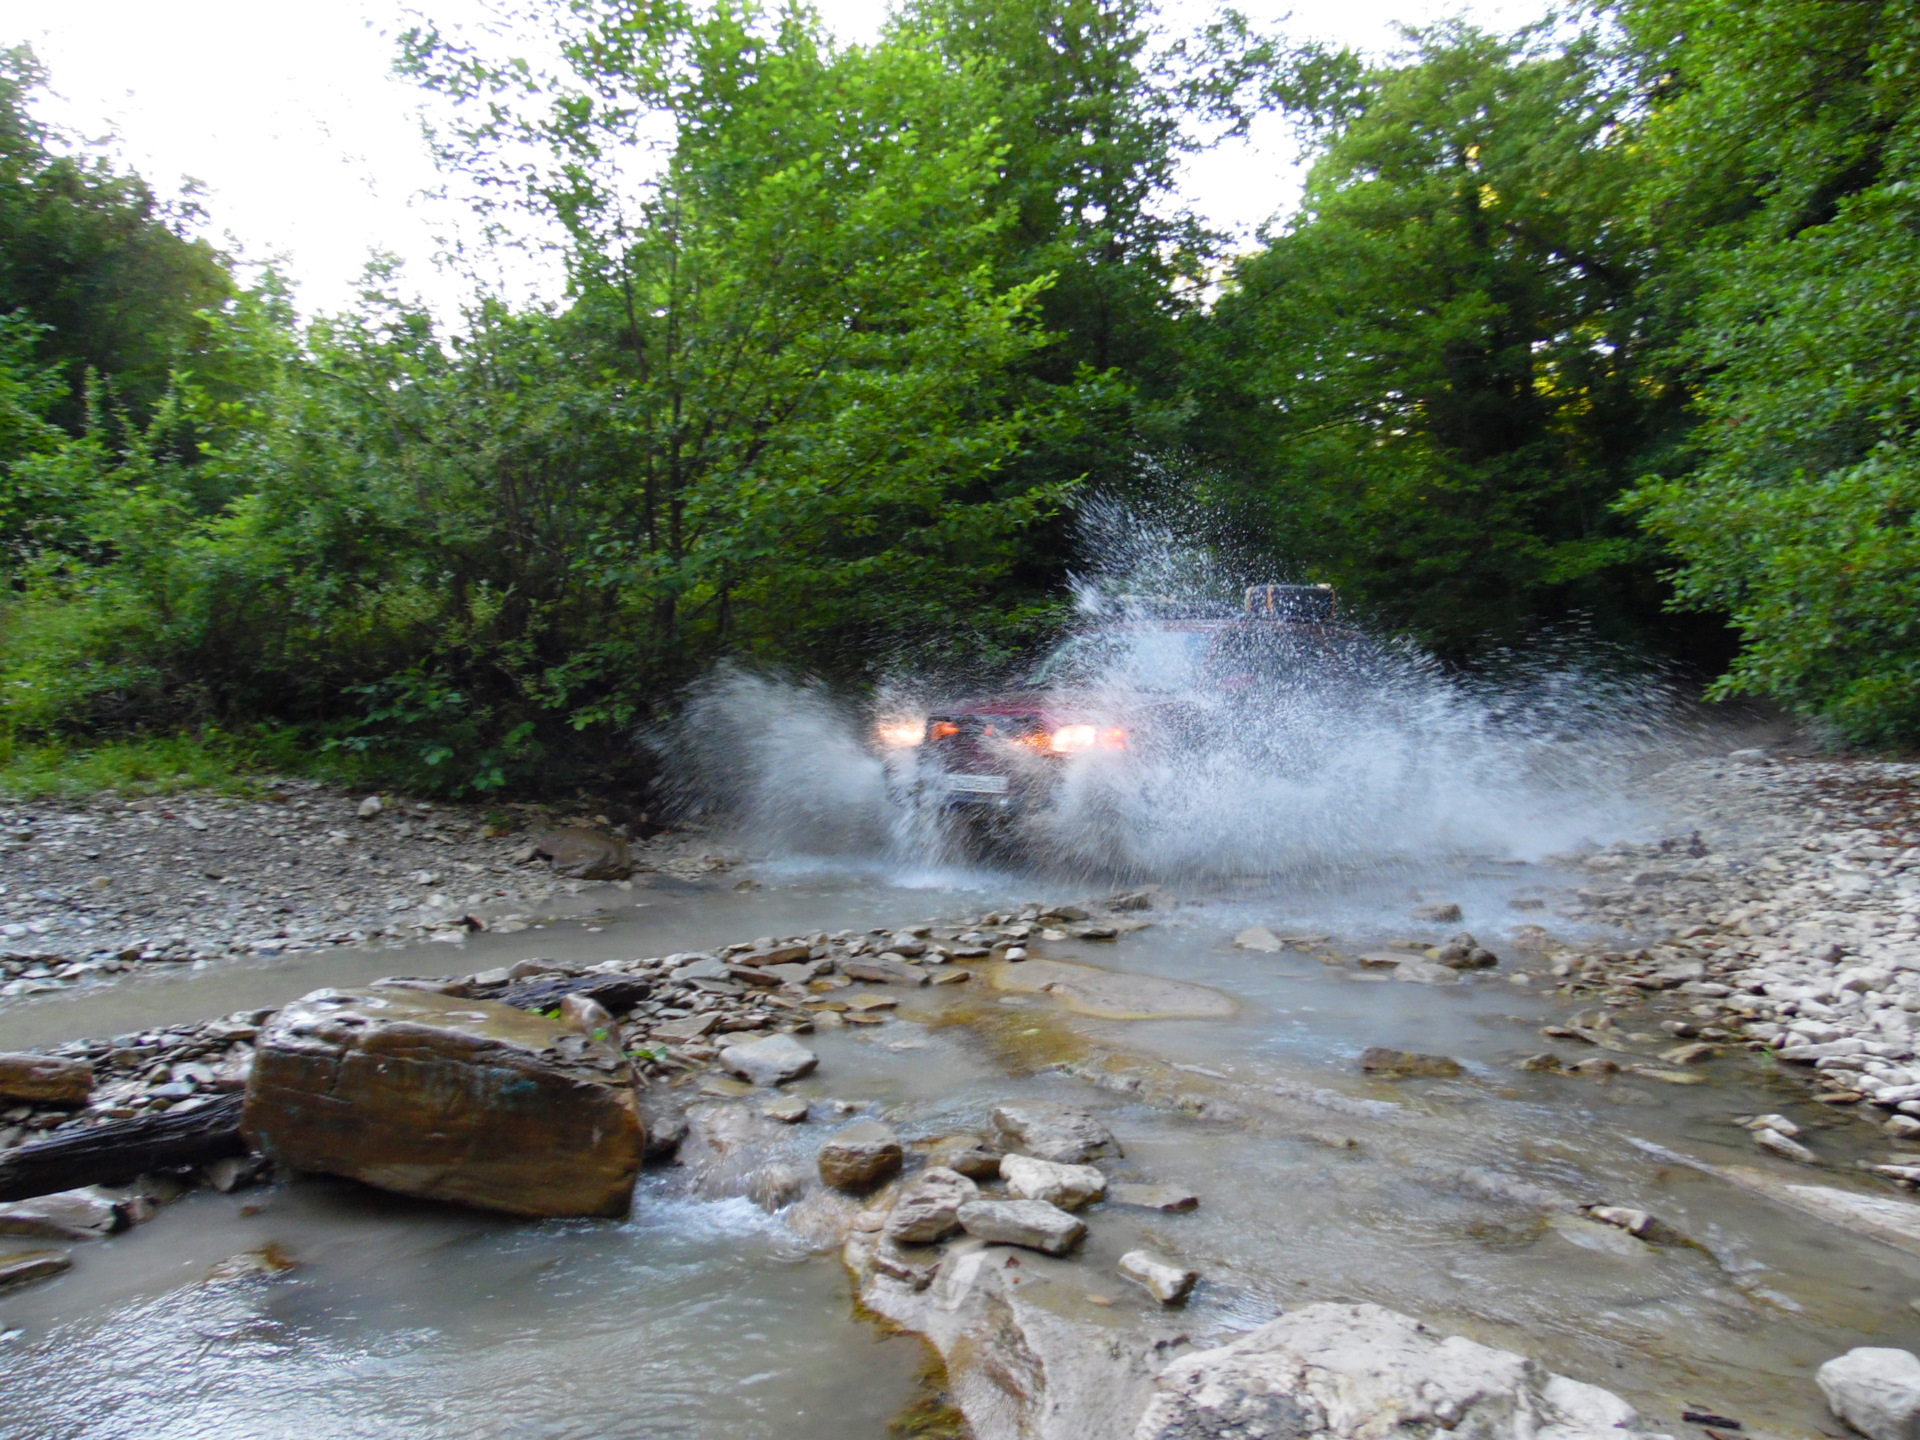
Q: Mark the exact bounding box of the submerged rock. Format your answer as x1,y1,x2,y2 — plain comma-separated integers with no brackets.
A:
242,987,644,1218
1108,1183,1199,1212
991,1101,1121,1164
1819,1348,1920,1440
1136,1302,1657,1440
1359,1048,1462,1078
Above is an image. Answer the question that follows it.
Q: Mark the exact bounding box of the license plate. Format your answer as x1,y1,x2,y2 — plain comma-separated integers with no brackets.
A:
940,772,1009,794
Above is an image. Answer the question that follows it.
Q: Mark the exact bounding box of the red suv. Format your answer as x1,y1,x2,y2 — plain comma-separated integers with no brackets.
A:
876,585,1354,833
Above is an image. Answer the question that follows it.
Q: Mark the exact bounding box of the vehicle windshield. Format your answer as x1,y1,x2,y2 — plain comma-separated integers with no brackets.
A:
1022,628,1212,693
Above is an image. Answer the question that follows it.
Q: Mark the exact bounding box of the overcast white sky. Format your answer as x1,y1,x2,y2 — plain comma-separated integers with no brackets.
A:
0,0,1538,320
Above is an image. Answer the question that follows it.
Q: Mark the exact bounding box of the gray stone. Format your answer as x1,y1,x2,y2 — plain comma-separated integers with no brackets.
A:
1136,1302,1657,1440
1756,1127,1818,1164
957,1197,1087,1255
0,1189,124,1240
887,1166,981,1244
1233,927,1283,953
1411,901,1464,923
819,1120,903,1190
1000,1153,1106,1210
928,1134,1003,1179
761,1094,810,1124
1118,1249,1197,1305
745,1162,808,1212
0,1248,72,1292
719,1033,819,1087
1108,1183,1199,1212
991,1101,1120,1164
1359,1048,1461,1078
1392,959,1463,986
1819,1348,1920,1440
841,955,929,985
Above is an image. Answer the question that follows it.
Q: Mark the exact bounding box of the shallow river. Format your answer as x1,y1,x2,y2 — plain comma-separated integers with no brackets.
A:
2,849,1917,1440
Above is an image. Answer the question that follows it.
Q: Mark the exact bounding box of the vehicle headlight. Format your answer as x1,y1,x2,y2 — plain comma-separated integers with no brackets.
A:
875,720,926,748
1047,724,1125,753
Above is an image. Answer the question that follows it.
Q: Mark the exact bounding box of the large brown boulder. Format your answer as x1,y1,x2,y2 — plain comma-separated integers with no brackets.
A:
243,987,643,1218
0,1054,93,1107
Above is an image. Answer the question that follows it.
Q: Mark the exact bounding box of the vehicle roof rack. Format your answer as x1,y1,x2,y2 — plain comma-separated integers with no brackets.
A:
1245,583,1336,620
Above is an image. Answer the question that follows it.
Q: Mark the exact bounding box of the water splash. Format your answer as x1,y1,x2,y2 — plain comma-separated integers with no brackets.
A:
656,509,1692,880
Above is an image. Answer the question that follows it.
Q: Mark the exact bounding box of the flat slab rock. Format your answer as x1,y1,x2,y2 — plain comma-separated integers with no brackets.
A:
1135,1302,1659,1440
0,1053,93,1106
718,1033,818,1087
242,987,643,1218
957,1197,1086,1255
989,958,1235,1021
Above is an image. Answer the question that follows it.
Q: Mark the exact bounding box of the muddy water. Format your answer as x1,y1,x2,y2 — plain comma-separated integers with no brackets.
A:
4,853,1919,1438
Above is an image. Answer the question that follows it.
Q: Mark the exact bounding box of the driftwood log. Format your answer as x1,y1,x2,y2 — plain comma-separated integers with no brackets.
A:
0,1093,246,1202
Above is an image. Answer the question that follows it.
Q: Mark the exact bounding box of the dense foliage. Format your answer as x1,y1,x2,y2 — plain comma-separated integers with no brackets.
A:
0,0,1916,792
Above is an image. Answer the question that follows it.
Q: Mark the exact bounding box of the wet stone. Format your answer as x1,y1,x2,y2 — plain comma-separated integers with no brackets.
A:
991,1101,1120,1164
761,1094,811,1124
0,1248,71,1292
956,1197,1087,1256
1119,1249,1198,1305
818,1120,903,1191
928,1135,1003,1179
1359,1048,1462,1079
886,1166,980,1245
1000,1153,1106,1211
1109,1183,1199,1212
718,1033,818,1087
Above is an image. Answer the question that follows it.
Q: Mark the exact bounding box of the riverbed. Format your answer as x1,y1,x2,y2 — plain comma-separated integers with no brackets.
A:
4,756,1919,1440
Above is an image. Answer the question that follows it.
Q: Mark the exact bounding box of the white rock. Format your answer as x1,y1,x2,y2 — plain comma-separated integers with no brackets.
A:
1135,1302,1657,1440
1001,1153,1106,1211
1118,1249,1197,1305
719,1033,818,1087
1234,926,1283,953
887,1166,981,1244
1819,1348,1920,1440
356,796,383,820
1756,1127,1818,1163
957,1198,1087,1255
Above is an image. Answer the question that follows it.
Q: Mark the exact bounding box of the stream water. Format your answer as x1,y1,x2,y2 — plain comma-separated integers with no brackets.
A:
0,572,1889,1440
3,848,1915,1440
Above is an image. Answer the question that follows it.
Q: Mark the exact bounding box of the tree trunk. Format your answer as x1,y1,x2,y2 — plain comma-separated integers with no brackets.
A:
0,1093,247,1202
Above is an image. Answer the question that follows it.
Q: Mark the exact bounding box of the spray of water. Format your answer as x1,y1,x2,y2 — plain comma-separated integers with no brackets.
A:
655,504,1694,881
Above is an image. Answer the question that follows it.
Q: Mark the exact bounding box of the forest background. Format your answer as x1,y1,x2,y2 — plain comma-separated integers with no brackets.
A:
0,0,1914,798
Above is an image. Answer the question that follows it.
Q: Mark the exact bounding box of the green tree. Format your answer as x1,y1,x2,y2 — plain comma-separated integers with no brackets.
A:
1191,23,1691,654
1619,0,1920,744
0,46,234,434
